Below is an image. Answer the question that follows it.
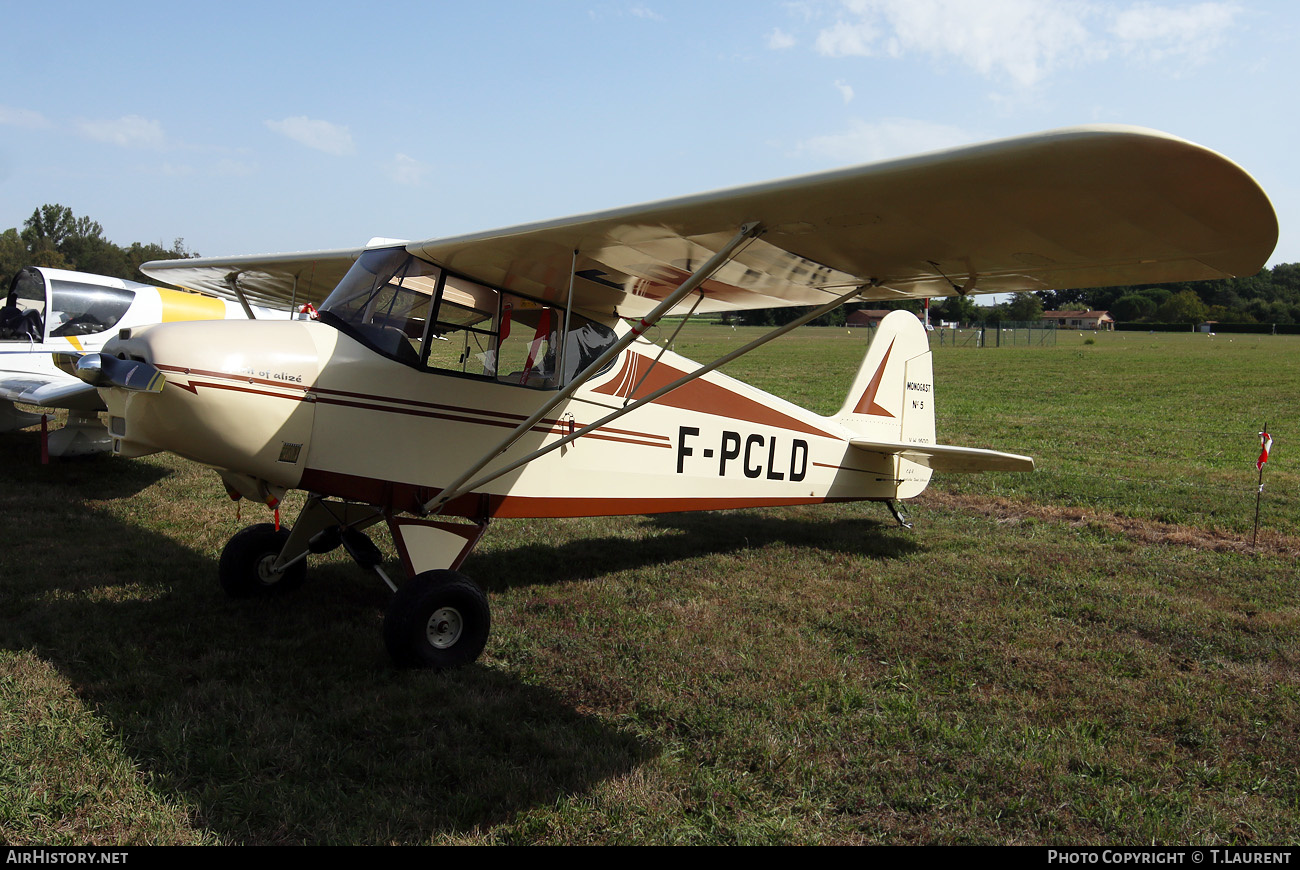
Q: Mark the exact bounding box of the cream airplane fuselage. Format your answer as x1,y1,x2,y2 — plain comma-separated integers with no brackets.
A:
102,315,930,520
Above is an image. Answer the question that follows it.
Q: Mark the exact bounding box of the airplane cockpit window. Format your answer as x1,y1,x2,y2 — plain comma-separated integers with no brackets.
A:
320,247,440,367
48,280,136,337
319,248,618,388
1,268,47,341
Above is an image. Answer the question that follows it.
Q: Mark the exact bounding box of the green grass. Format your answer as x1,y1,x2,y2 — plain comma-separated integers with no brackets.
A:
2,325,1299,844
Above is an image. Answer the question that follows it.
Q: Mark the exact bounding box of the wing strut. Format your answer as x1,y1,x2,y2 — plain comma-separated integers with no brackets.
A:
422,222,763,515
625,290,706,407
424,280,869,514
225,273,257,320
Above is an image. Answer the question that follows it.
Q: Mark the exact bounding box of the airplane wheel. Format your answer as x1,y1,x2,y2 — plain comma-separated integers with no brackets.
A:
218,523,307,598
384,570,490,670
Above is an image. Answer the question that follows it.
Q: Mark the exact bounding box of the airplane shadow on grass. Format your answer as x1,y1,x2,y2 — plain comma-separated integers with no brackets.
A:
0,429,171,499
468,507,920,592
0,471,644,842
0,453,919,843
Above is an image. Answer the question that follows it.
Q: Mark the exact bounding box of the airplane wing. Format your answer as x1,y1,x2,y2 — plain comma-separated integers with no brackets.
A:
141,126,1277,318
139,247,372,311
0,373,103,411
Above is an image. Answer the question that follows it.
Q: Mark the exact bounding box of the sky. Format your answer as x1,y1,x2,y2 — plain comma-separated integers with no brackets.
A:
2,0,1296,275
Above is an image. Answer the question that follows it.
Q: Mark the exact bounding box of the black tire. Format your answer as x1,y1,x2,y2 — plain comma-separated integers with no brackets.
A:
384,570,490,669
218,523,307,598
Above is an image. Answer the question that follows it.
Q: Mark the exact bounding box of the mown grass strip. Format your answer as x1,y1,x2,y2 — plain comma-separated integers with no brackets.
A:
0,326,1296,844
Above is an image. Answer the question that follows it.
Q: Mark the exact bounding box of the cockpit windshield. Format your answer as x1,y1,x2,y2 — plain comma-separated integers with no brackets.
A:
318,248,438,366
48,279,136,336
319,248,617,388
1,268,47,341
2,268,142,342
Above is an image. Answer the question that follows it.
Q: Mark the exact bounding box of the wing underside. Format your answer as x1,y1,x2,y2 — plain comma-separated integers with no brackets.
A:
0,374,102,411
141,126,1278,317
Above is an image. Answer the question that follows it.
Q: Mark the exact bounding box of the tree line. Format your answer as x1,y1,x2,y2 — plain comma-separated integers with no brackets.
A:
735,265,1300,328
5,204,1296,327
1,204,195,291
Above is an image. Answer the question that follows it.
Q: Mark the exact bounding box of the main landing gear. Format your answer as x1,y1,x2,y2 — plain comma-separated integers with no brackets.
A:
216,496,490,670
383,570,490,669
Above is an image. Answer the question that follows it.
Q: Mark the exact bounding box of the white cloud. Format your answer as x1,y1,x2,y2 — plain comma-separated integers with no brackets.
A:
814,0,1097,88
77,114,167,148
265,116,356,156
810,0,1241,87
797,117,975,163
386,153,430,187
767,27,797,49
834,79,855,103
630,4,663,21
1110,2,1240,65
0,106,51,129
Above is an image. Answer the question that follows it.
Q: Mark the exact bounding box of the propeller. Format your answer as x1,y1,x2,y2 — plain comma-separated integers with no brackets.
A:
63,352,166,393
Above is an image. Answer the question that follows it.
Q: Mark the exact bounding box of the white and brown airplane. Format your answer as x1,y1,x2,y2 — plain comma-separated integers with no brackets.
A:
0,265,281,455
72,126,1276,668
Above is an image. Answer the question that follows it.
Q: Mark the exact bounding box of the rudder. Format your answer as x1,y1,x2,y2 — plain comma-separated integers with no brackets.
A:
836,310,935,449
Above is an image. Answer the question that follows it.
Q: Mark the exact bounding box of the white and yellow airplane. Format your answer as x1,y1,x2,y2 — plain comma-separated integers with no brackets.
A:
76,126,1276,668
0,265,282,455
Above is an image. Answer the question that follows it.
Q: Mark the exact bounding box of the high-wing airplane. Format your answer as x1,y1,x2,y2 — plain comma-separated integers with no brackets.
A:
0,265,282,455
74,126,1276,668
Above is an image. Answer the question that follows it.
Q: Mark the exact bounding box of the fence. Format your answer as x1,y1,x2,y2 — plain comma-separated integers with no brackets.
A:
932,322,1057,347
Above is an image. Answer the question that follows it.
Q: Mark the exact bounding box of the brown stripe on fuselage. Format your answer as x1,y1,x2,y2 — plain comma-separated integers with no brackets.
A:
156,364,671,448
593,354,837,439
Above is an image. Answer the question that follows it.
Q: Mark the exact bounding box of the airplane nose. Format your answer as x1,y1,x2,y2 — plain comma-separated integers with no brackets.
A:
71,352,166,393
98,319,323,489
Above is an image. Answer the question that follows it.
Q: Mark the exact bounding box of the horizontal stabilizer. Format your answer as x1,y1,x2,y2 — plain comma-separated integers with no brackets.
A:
850,438,1035,473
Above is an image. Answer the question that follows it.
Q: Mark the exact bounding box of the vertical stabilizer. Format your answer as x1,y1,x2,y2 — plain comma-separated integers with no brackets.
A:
835,310,936,497
837,310,935,442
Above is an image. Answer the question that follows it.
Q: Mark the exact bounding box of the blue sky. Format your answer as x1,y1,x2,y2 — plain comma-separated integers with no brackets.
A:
2,0,1295,277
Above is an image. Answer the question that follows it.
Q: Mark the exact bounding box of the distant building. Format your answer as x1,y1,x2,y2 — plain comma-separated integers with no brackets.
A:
1040,310,1114,330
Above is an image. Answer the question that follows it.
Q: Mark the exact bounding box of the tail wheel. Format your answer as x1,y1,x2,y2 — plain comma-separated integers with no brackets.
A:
384,570,489,669
218,523,307,598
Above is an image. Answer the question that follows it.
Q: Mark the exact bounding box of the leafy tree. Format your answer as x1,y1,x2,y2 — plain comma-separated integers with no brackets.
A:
125,239,196,284
2,205,198,288
1036,287,1088,310
1005,292,1044,322
1110,293,1156,322
932,294,979,324
0,229,27,290
1155,290,1207,324
20,204,79,258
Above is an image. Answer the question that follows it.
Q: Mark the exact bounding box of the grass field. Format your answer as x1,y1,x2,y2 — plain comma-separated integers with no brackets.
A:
2,325,1298,845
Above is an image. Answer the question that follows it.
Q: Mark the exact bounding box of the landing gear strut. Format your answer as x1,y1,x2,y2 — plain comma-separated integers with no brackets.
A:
886,499,913,530
216,498,492,670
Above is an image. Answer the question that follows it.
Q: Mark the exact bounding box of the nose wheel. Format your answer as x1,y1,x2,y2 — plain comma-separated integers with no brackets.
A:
218,523,308,597
384,570,490,670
